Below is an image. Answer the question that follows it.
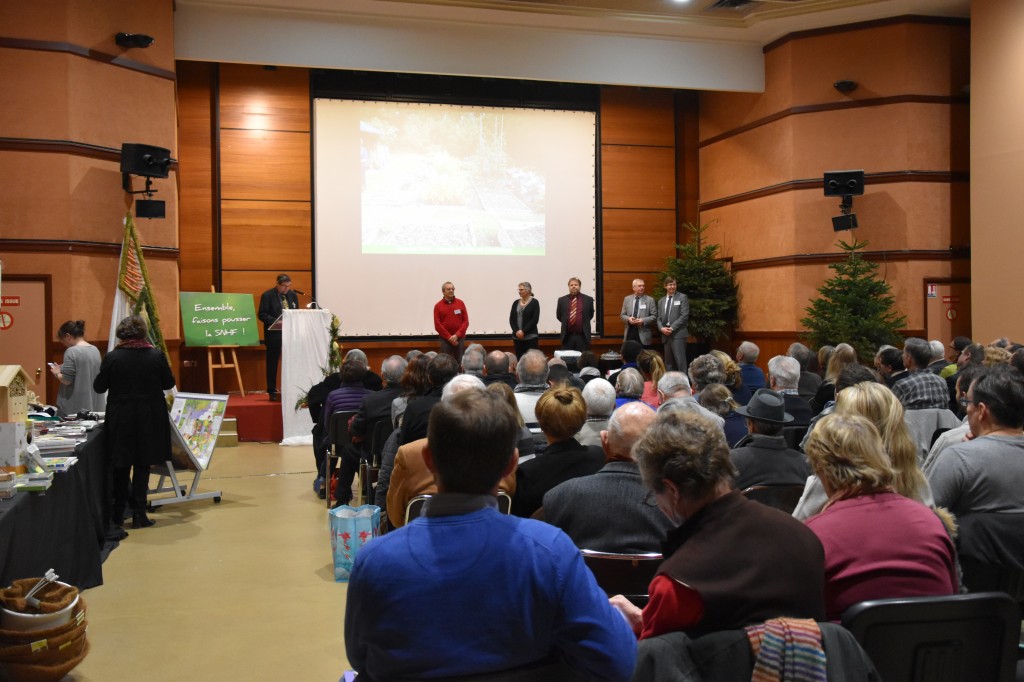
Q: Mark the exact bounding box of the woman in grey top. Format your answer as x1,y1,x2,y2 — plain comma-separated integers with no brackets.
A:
50,320,106,417
509,281,540,357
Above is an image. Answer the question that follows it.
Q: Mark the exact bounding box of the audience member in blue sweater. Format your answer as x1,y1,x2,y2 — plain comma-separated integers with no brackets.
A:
344,388,637,681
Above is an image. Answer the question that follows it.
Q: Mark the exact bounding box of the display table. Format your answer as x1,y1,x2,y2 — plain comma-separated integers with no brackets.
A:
0,427,107,590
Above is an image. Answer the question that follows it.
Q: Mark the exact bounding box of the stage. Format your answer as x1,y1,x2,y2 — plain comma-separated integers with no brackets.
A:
225,393,286,443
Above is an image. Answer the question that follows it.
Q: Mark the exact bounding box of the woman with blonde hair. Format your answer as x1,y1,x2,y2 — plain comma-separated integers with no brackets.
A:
637,350,666,408
803,413,957,620
511,386,603,517
810,343,859,414
709,349,752,406
697,383,748,447
793,380,935,519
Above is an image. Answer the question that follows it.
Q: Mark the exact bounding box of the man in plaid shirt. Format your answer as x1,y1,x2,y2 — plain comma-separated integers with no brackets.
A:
893,337,950,410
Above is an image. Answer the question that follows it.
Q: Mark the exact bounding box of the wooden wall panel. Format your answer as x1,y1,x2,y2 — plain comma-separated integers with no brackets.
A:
601,209,676,272
601,146,675,209
221,200,311,271
219,129,311,201
177,61,217,293
600,87,675,146
219,64,310,132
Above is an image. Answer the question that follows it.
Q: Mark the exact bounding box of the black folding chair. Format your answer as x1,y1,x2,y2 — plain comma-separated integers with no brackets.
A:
741,484,806,515
580,549,662,607
327,410,358,509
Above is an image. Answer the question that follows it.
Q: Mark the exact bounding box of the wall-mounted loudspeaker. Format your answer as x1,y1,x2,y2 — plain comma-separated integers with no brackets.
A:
136,199,166,219
823,170,865,197
120,143,171,178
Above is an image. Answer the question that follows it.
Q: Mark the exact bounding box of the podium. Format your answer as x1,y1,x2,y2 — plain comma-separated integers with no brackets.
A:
281,309,333,445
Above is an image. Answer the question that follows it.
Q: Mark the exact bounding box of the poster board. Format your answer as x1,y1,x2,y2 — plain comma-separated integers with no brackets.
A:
169,392,228,471
179,292,260,346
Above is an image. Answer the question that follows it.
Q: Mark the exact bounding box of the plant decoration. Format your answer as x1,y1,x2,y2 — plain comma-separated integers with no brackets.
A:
800,238,906,363
294,314,343,412
653,221,739,341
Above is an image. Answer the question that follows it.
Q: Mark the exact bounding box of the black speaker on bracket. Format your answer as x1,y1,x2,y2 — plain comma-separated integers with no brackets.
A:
823,170,865,197
136,199,165,219
120,143,171,178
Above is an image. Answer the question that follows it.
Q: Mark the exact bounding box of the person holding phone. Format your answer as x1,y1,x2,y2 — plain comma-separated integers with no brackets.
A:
51,320,105,417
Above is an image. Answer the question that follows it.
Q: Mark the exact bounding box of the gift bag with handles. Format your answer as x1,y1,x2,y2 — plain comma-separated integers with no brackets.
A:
329,504,381,582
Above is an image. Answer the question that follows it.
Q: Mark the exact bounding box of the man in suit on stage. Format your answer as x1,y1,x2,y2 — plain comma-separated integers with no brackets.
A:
257,273,299,401
620,278,656,348
657,276,690,372
556,277,595,351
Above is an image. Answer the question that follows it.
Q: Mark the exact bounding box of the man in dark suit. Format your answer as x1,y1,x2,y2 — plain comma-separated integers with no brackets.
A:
620,278,657,348
543,402,673,553
351,354,406,444
657,276,690,372
257,273,299,401
556,277,595,351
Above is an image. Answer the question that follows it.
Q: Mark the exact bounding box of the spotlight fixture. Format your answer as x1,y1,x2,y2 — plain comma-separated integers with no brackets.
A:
115,33,155,49
833,80,858,93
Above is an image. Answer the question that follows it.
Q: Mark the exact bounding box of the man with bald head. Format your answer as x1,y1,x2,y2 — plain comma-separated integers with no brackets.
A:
542,402,674,553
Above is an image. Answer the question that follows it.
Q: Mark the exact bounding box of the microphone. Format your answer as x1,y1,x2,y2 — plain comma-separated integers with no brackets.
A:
292,289,305,296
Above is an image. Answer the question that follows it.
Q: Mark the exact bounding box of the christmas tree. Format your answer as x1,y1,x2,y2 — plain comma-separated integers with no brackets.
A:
800,238,906,363
654,222,738,341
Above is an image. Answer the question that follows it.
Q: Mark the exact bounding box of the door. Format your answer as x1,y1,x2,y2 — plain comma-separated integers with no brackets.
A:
925,281,971,350
0,279,50,403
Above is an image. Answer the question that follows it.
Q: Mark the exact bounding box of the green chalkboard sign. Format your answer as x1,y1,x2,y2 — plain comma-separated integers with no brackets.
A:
179,292,260,347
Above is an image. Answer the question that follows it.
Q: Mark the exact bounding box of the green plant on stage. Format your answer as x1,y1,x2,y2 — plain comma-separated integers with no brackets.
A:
800,238,906,363
294,314,343,412
653,221,739,341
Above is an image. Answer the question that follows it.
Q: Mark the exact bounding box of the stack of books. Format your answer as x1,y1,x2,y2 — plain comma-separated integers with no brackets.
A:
42,456,79,472
0,472,14,499
14,471,53,493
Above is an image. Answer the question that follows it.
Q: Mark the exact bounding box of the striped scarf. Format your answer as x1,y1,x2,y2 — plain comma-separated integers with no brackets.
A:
745,618,827,682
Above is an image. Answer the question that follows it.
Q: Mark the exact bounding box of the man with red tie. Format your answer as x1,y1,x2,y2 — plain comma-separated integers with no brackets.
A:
556,277,595,352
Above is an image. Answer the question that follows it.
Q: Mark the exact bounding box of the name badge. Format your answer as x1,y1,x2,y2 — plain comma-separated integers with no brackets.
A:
673,300,681,306
638,304,647,310
454,309,462,315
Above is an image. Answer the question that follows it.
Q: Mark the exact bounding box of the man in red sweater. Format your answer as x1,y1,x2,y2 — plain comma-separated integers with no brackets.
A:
433,281,469,362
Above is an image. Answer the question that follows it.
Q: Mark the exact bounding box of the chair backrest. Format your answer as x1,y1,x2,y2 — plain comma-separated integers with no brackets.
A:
781,425,808,451
496,490,512,514
741,484,806,514
580,549,662,606
841,592,1021,682
405,494,432,524
956,512,1024,603
329,410,358,451
369,419,393,463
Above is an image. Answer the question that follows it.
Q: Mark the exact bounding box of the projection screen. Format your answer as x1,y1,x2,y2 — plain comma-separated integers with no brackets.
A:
313,98,598,337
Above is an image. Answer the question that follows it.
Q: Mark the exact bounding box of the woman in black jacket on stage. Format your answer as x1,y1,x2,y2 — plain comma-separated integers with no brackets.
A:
509,281,540,357
94,315,176,530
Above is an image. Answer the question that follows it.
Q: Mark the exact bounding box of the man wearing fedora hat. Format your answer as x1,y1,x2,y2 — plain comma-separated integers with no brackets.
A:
729,388,811,490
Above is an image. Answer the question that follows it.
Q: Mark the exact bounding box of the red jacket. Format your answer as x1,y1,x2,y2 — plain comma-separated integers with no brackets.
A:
433,297,468,339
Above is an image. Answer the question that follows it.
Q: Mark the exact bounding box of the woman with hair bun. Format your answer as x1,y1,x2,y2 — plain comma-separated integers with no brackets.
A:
511,385,604,517
94,315,176,530
50,319,105,417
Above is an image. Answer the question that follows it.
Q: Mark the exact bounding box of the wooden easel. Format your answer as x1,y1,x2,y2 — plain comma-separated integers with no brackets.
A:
206,286,245,396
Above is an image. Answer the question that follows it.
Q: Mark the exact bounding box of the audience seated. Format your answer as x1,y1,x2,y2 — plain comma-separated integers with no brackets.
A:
543,402,672,553
349,354,406,445
687,353,727,398
461,348,484,378
942,336,972,379
614,367,646,408
927,339,950,375
873,345,907,388
710,349,752,406
893,338,950,410
548,359,584,390
729,388,809,489
817,345,835,380
736,341,767,393
697,383,747,447
794,380,935,520
609,410,825,639
656,372,724,429
391,353,431,428
345,388,637,681
607,340,642,385
344,349,384,391
637,350,666,408
787,342,822,402
486,381,536,459
482,349,517,389
766,355,813,427
803,413,958,621
578,378,615,447
922,364,984,474
387,375,517,529
576,350,603,385
318,360,373,504
398,353,459,445
513,349,550,425
929,364,1024,518
798,363,880,450
512,385,604,517
946,342,984,415
809,342,857,415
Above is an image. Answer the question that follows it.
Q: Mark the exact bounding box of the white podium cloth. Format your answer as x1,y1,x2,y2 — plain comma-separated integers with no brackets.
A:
281,309,332,446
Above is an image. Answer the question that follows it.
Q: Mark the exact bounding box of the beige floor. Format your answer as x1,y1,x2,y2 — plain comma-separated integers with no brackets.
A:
65,442,351,682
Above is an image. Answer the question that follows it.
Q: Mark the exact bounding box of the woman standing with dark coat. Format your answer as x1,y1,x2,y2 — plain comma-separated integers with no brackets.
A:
94,315,176,530
509,281,540,357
